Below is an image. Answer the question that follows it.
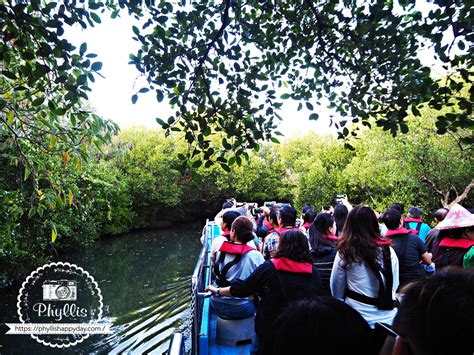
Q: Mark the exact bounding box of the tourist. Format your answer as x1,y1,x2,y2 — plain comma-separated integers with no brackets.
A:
210,216,264,320
330,205,399,328
207,229,322,354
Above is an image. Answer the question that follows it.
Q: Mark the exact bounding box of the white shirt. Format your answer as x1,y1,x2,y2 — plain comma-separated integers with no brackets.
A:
330,247,400,328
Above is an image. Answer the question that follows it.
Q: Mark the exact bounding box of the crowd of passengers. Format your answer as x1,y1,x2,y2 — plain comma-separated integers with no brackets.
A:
205,198,474,355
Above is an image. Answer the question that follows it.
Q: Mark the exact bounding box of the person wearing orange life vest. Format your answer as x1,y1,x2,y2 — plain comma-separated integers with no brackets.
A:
207,230,323,355
210,216,264,320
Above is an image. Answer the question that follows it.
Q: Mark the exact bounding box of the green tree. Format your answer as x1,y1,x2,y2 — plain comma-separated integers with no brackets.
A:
130,0,473,163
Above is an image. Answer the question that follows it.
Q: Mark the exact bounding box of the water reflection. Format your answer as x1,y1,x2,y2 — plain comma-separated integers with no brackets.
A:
0,224,202,354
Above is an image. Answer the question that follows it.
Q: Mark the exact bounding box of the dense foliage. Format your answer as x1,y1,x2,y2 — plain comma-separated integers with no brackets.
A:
2,114,472,282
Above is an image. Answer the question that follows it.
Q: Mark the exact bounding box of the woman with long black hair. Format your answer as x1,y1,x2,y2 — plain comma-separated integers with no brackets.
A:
330,205,399,329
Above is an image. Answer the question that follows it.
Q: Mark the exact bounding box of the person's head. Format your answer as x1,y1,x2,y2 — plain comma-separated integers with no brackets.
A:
390,268,474,355
389,202,405,215
435,203,474,241
434,207,449,223
230,216,254,243
267,207,279,227
308,213,336,250
302,208,316,224
278,205,297,227
271,297,373,355
337,205,385,266
334,204,349,235
221,210,241,231
301,205,313,218
274,230,312,263
408,207,422,219
381,208,403,230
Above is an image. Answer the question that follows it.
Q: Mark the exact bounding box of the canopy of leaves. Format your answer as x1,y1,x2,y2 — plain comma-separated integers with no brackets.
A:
129,0,473,163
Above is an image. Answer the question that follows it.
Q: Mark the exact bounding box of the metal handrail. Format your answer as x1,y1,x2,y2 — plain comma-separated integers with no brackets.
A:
168,332,185,355
190,219,214,355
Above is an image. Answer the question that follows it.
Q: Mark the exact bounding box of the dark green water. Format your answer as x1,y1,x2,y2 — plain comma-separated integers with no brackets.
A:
0,224,203,354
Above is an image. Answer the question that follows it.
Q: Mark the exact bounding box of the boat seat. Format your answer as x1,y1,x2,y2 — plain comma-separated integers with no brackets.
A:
216,315,256,346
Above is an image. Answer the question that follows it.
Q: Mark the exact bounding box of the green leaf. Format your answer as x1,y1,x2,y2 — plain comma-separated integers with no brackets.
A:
51,225,57,243
90,12,101,24
306,102,314,111
132,95,138,104
7,111,14,125
156,117,166,125
80,42,87,55
221,163,231,172
156,90,164,102
192,160,202,168
91,62,102,71
280,93,290,99
24,168,31,181
139,87,149,93
32,97,45,106
309,113,319,120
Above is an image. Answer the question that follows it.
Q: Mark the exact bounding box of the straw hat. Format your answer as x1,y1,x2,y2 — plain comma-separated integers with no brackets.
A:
435,203,474,230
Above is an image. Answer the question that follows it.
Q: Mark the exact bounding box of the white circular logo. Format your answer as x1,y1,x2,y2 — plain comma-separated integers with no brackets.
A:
14,262,106,348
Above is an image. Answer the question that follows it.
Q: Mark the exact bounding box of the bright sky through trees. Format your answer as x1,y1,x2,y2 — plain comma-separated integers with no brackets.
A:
63,1,456,141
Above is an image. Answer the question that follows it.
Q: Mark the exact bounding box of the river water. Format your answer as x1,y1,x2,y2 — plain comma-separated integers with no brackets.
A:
0,224,203,354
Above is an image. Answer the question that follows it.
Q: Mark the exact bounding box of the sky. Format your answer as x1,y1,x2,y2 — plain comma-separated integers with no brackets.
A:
65,1,448,140
65,15,337,139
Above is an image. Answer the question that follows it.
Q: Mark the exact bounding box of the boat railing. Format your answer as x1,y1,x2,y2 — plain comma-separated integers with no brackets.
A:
190,219,215,355
168,332,185,355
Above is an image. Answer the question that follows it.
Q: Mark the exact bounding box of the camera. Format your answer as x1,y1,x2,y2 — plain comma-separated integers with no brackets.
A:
253,207,264,214
43,280,77,301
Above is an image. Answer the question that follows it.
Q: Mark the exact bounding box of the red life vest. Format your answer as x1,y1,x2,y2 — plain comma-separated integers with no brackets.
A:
439,237,474,249
385,227,411,238
275,226,299,235
322,234,338,241
373,237,392,246
264,219,273,229
219,241,255,255
301,222,312,230
403,217,423,235
214,242,256,287
271,257,312,274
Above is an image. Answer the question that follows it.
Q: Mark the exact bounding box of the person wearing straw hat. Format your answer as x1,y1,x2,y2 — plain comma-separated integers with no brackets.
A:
432,204,474,270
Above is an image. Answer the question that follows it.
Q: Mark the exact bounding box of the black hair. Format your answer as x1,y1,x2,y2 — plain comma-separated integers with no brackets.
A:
303,209,316,224
302,205,313,214
309,213,335,250
222,210,241,231
389,202,404,214
381,208,402,230
274,230,312,263
268,207,279,226
393,268,474,355
272,297,374,355
408,207,422,219
279,205,297,227
231,216,254,244
434,207,449,222
334,204,349,237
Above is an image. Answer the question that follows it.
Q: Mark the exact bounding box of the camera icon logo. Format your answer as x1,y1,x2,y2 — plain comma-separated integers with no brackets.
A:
42,280,77,301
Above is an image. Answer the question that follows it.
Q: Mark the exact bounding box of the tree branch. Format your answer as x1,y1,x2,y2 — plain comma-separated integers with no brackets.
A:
449,180,474,208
